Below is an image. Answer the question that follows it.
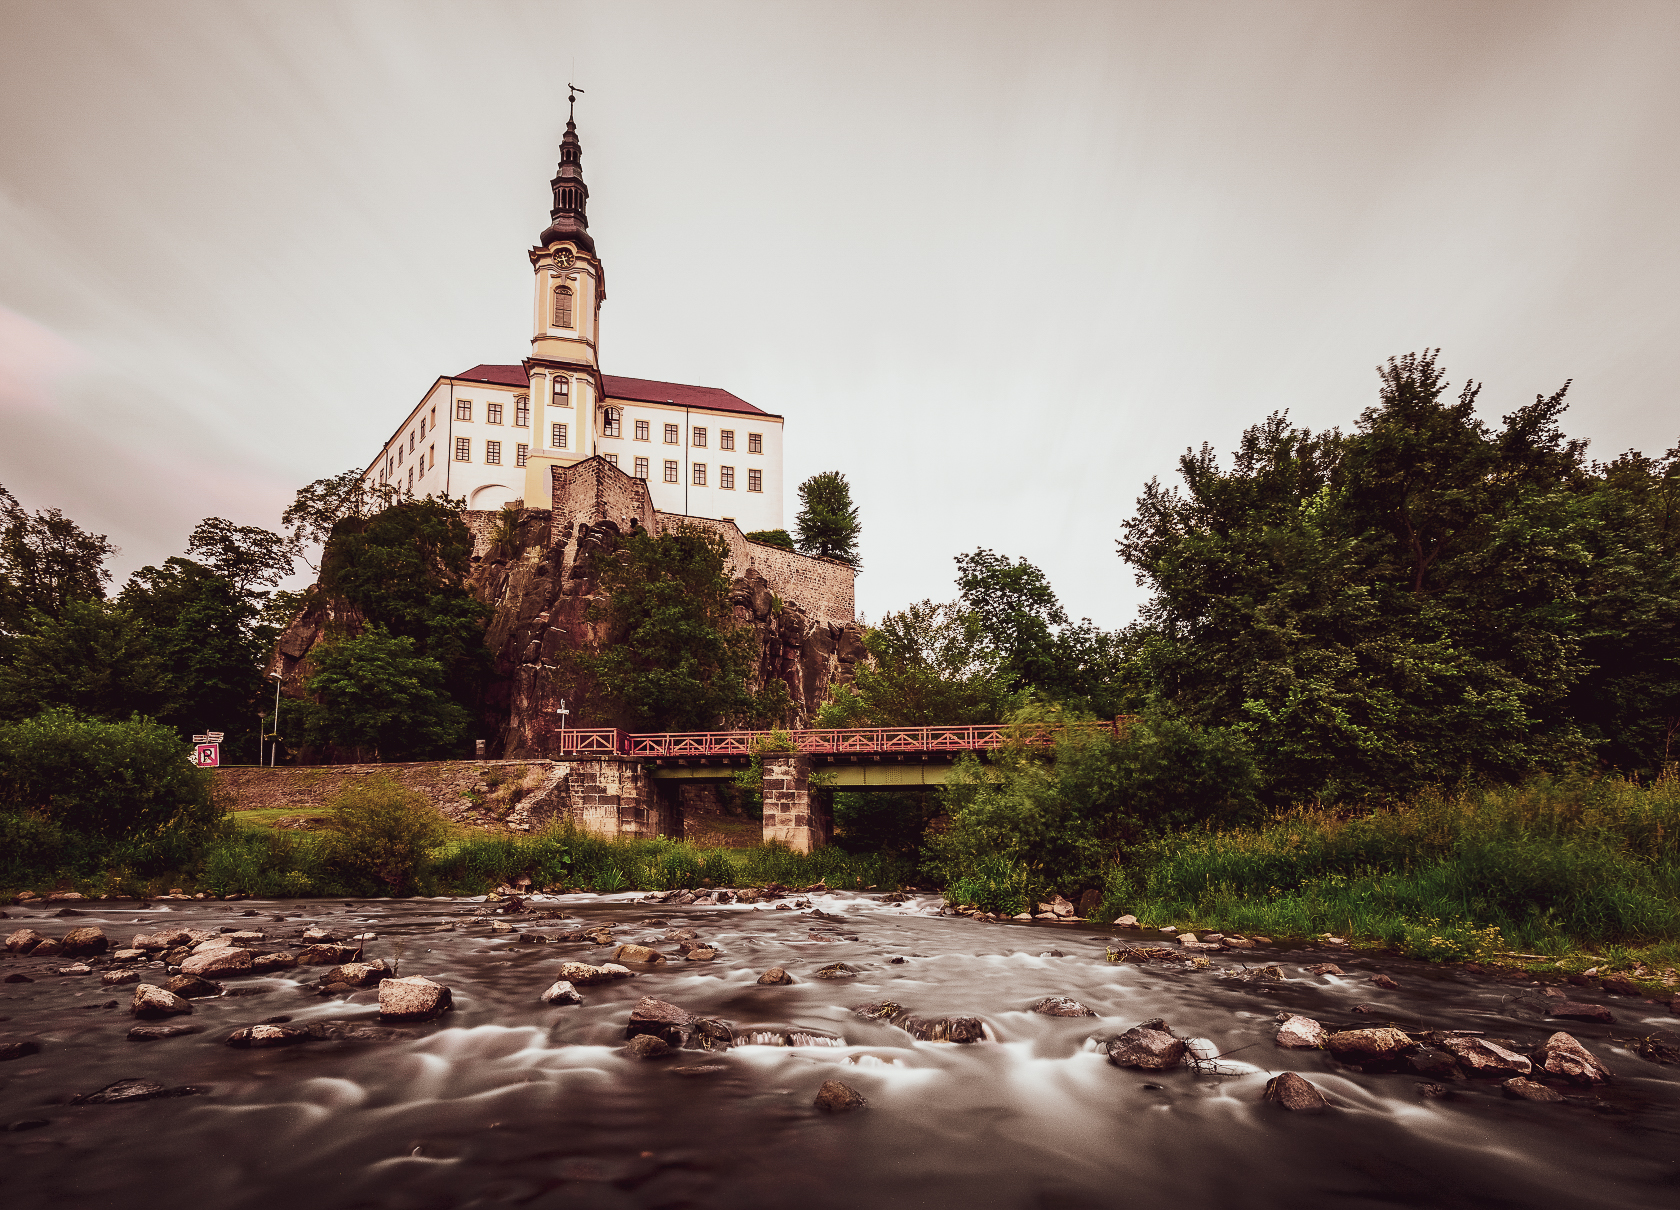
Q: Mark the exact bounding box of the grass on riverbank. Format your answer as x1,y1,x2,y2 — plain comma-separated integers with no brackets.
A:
1092,772,1680,982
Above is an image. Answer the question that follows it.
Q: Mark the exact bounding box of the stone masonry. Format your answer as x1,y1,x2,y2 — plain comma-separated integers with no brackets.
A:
760,754,832,854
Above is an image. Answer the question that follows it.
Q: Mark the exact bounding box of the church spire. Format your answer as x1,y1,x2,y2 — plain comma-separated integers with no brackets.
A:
540,85,593,254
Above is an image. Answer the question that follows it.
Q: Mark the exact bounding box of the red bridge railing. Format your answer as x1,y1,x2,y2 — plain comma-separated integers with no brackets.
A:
549,721,1121,759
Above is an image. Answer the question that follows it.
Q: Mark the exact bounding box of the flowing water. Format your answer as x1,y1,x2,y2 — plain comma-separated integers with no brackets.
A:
2,892,1677,1210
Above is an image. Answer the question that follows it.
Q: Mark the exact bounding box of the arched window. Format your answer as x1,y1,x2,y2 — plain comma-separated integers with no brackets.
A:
603,406,622,437
554,284,574,328
555,377,570,405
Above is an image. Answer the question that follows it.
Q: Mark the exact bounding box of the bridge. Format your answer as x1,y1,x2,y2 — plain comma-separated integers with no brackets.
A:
544,721,1126,851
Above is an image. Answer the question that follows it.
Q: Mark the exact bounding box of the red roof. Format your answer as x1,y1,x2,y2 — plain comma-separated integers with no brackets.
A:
451,365,774,418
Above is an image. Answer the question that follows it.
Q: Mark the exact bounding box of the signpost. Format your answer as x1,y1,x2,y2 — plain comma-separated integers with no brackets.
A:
191,732,224,768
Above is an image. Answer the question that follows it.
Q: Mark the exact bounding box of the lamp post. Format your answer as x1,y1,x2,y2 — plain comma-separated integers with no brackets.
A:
269,672,282,768
556,698,570,752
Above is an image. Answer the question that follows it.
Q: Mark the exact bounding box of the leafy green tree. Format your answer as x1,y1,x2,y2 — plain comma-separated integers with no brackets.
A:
578,525,788,731
319,775,451,895
0,598,165,723
282,469,394,568
186,517,296,596
746,528,795,552
794,471,861,566
816,599,1011,727
293,627,470,761
0,485,115,636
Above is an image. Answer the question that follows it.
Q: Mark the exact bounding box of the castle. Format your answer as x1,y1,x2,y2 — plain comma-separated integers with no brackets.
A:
360,107,785,536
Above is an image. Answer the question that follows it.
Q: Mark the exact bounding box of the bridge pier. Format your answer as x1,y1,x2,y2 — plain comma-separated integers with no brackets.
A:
761,754,832,853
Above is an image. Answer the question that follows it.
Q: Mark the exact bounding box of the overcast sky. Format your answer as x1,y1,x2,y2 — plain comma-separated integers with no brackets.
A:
2,1,1676,628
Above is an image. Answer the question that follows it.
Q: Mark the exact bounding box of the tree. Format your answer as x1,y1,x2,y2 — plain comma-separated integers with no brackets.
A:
0,485,116,634
186,517,296,596
578,524,787,731
293,627,470,761
794,472,861,566
816,599,1011,727
746,528,795,552
0,598,165,723
281,469,394,568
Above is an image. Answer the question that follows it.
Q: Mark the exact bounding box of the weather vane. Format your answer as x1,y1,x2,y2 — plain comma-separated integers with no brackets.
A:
567,83,585,121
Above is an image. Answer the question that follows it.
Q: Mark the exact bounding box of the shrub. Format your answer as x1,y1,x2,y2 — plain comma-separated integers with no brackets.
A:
320,775,450,895
948,854,1029,915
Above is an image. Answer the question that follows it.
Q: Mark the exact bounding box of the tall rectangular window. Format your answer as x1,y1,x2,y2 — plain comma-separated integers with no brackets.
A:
692,463,707,486
487,402,503,425
633,456,649,479
486,440,501,465
419,418,425,439
407,467,413,491
515,396,530,426
664,423,679,444
720,430,735,451
516,443,529,467
456,399,472,421
551,423,567,449
455,437,471,461
720,466,735,490
605,453,618,467
663,460,679,483
396,445,403,466
634,419,649,441
428,444,434,470
692,427,707,448
747,432,762,454
748,468,762,492
555,377,570,405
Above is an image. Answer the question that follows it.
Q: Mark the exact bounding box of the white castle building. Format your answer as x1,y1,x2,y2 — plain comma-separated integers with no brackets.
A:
362,111,785,533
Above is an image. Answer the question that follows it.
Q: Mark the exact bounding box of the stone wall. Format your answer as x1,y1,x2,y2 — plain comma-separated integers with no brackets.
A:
548,458,657,557
671,515,855,627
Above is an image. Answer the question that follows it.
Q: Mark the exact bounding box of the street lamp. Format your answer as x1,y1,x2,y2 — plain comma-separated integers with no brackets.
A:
556,698,570,752
269,672,282,768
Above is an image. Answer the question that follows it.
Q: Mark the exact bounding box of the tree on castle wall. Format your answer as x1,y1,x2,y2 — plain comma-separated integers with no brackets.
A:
795,472,861,567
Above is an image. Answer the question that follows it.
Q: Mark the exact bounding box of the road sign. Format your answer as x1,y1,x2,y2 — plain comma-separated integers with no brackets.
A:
192,743,220,768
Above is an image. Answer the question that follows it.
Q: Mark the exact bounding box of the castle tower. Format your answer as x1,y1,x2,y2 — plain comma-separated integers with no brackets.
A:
523,95,606,501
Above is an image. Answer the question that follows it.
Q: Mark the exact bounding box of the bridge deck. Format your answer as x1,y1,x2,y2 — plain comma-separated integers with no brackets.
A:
550,721,1122,761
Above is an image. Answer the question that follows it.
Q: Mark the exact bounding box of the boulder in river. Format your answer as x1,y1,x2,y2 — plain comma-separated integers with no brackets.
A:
1547,1000,1613,1024
1405,1046,1464,1080
165,974,224,999
853,1001,988,1043
60,926,108,956
378,975,453,1021
226,1024,312,1048
101,970,140,986
1324,1027,1415,1065
1438,1035,1531,1078
180,947,252,977
127,1024,202,1041
1307,963,1344,976
1264,1072,1327,1112
1113,915,1139,928
130,984,193,1018
252,953,298,973
627,996,694,1045
0,1040,42,1061
814,1079,867,1113
71,1079,207,1104
757,967,793,985
1105,1019,1187,1070
297,944,362,965
1274,1013,1327,1049
1530,1032,1611,1084
814,963,859,980
1502,1076,1564,1103
613,944,665,965
4,928,46,953
1369,974,1400,990
540,980,583,1006
556,961,633,986
1030,996,1096,1017
624,1033,672,1060
319,961,388,988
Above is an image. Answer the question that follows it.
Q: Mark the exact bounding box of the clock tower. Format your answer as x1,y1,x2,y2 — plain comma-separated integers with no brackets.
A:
524,94,606,491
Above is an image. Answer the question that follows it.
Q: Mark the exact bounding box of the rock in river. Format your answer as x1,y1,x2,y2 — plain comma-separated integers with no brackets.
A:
854,1001,988,1043
814,963,859,980
613,944,666,965
130,984,193,1019
1548,1000,1614,1024
319,961,388,988
1264,1072,1327,1112
226,1024,312,1048
180,947,252,977
71,1079,206,1105
757,967,794,985
556,961,633,986
814,1079,867,1113
1503,1077,1564,1103
60,926,109,956
0,1040,42,1061
4,928,47,953
1438,1035,1531,1078
625,1033,672,1060
127,1024,203,1041
1530,1031,1611,1084
1105,1019,1187,1070
1274,1014,1327,1049
1325,1028,1415,1065
165,974,224,999
378,975,453,1021
1030,996,1096,1017
540,980,583,1006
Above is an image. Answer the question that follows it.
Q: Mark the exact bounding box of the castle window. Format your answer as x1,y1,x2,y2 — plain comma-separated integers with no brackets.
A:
418,418,425,439
634,419,649,441
487,402,503,425
456,399,472,421
605,453,618,467
551,422,568,449
692,463,707,487
455,437,471,461
409,432,415,452
603,407,622,437
692,427,707,448
486,441,501,465
428,444,434,470
748,469,762,492
396,446,402,466
664,423,679,444
554,284,574,328
663,460,679,484
555,377,570,405
720,466,735,490
407,468,413,491
430,406,436,427
515,396,530,426
720,430,735,451
517,443,529,467
634,456,648,479
748,432,763,454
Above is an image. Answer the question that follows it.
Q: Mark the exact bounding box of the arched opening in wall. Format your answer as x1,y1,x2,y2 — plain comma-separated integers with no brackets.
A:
603,406,622,437
554,284,574,328
470,483,519,510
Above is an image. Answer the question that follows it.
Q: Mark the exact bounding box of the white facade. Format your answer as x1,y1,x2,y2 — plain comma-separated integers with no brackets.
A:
363,121,786,532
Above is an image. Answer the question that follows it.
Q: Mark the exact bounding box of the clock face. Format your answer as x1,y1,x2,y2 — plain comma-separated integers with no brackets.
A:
553,249,576,268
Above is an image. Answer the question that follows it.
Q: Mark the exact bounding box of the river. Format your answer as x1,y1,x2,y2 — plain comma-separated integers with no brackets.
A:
2,891,1676,1209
